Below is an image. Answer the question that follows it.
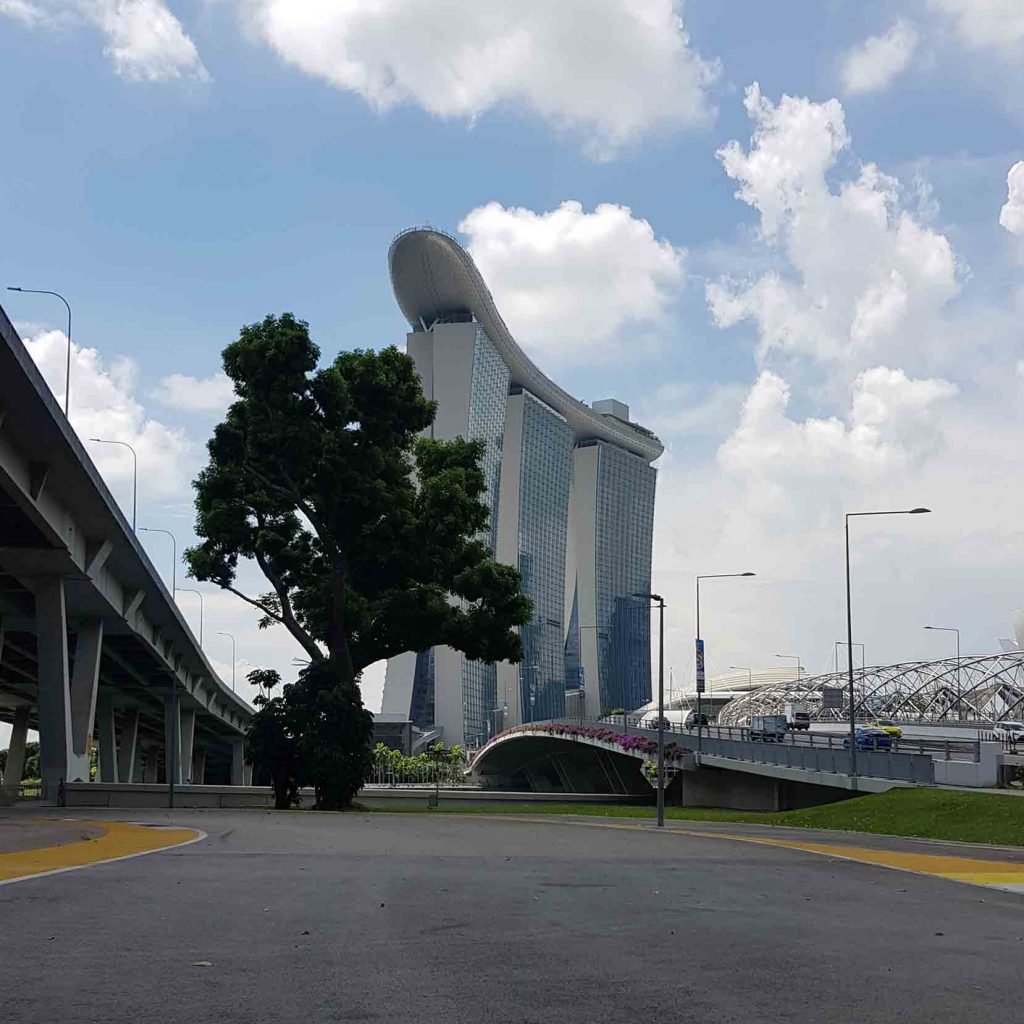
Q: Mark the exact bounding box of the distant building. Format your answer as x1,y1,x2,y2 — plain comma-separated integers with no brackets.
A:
381,229,663,747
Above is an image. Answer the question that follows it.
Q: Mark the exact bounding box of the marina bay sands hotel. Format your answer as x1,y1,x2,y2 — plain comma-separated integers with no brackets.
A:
382,229,663,748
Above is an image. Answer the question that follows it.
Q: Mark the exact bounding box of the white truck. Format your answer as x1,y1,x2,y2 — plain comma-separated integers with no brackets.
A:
749,714,788,742
784,702,811,730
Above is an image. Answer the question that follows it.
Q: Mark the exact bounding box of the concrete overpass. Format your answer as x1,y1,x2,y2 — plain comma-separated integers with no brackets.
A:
471,719,950,811
0,305,253,798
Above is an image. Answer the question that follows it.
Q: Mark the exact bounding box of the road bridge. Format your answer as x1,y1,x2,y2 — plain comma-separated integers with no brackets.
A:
0,305,252,798
470,718,973,810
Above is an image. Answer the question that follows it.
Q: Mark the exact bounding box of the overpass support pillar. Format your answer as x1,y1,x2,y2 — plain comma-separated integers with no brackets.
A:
95,692,118,782
191,745,206,786
3,705,30,792
69,618,103,782
35,578,73,799
180,708,196,784
143,747,159,783
230,738,245,785
117,708,140,783
164,695,182,786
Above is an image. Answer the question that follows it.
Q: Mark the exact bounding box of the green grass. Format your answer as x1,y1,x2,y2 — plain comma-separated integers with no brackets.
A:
366,788,1024,846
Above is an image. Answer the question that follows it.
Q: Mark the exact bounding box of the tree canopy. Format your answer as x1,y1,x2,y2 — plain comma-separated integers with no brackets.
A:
186,313,531,807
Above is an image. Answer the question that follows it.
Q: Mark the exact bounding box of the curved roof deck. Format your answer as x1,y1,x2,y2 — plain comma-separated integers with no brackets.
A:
388,227,664,463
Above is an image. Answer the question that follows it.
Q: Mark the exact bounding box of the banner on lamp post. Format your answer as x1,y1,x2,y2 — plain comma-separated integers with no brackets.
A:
695,638,706,693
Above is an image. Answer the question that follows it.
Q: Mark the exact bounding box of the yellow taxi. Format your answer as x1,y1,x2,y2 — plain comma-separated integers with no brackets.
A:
870,718,903,739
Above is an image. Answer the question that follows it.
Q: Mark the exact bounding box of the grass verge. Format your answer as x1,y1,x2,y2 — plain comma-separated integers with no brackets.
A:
367,788,1024,846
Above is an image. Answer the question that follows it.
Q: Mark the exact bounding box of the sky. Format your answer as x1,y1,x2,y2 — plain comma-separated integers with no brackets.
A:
1,0,1023,717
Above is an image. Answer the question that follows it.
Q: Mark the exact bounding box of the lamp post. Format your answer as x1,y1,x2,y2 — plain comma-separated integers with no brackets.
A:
730,665,753,688
834,641,865,676
775,654,802,682
217,631,236,691
845,508,930,776
632,592,665,827
139,527,177,597
925,625,961,721
89,438,137,531
7,286,72,416
696,573,755,754
177,588,205,647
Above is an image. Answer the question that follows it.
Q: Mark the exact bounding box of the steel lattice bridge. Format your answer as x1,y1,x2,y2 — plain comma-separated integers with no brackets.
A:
718,653,1024,726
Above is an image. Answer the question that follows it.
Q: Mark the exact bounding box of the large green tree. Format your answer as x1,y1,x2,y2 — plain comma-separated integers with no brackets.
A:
186,313,530,808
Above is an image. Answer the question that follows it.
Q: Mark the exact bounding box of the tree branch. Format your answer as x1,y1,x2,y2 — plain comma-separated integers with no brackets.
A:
219,582,323,662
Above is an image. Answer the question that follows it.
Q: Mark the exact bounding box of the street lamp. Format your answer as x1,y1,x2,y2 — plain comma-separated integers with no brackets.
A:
845,508,931,776
7,286,72,416
89,438,137,531
730,665,753,688
775,654,802,682
217,631,236,691
696,573,755,754
177,588,205,647
139,527,177,598
633,592,665,827
925,625,962,721
834,641,865,676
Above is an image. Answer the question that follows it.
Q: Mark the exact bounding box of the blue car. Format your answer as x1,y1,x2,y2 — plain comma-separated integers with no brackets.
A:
843,727,893,751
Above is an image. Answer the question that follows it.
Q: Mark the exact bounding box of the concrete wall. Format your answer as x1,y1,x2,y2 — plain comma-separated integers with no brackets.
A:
932,742,1001,787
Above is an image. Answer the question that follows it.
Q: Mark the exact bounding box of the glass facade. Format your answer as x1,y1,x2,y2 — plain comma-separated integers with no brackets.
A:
461,327,511,745
516,391,574,722
410,648,435,729
593,441,656,713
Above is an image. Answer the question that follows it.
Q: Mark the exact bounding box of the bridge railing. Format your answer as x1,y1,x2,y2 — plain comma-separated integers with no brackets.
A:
587,715,981,762
523,719,936,784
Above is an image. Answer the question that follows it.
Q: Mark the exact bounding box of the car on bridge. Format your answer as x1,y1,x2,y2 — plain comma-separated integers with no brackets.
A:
844,727,893,751
869,719,903,739
991,721,1023,748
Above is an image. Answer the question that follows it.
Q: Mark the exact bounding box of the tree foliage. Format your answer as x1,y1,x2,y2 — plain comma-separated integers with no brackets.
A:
188,314,531,808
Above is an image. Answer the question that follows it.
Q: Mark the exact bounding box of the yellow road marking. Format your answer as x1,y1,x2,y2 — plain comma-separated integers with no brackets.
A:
0,819,204,885
491,815,1024,893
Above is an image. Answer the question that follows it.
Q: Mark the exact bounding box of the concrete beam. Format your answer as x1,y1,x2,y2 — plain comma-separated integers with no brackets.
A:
84,538,113,579
34,577,72,798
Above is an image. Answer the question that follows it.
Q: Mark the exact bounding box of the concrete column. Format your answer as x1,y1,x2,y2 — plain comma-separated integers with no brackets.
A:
3,705,30,792
243,762,253,786
179,708,196,784
117,708,140,783
230,737,245,785
164,694,181,786
143,748,159,783
191,745,206,786
95,692,118,782
69,619,104,781
35,577,73,799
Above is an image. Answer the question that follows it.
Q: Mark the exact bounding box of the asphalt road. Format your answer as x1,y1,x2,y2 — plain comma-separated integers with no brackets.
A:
3,810,1023,1023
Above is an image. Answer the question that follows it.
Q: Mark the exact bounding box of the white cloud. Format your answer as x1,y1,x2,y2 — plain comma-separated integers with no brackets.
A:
928,0,1024,54
840,19,918,95
458,200,685,367
152,371,234,413
245,0,718,157
22,326,193,502
1000,161,1024,235
718,366,956,485
0,0,45,25
0,1,208,82
707,84,960,365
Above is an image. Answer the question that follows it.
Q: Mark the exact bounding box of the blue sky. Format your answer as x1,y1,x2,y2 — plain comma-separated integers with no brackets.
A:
2,0,1023,712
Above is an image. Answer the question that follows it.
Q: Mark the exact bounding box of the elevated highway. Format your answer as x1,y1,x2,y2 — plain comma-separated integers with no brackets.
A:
0,306,252,797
